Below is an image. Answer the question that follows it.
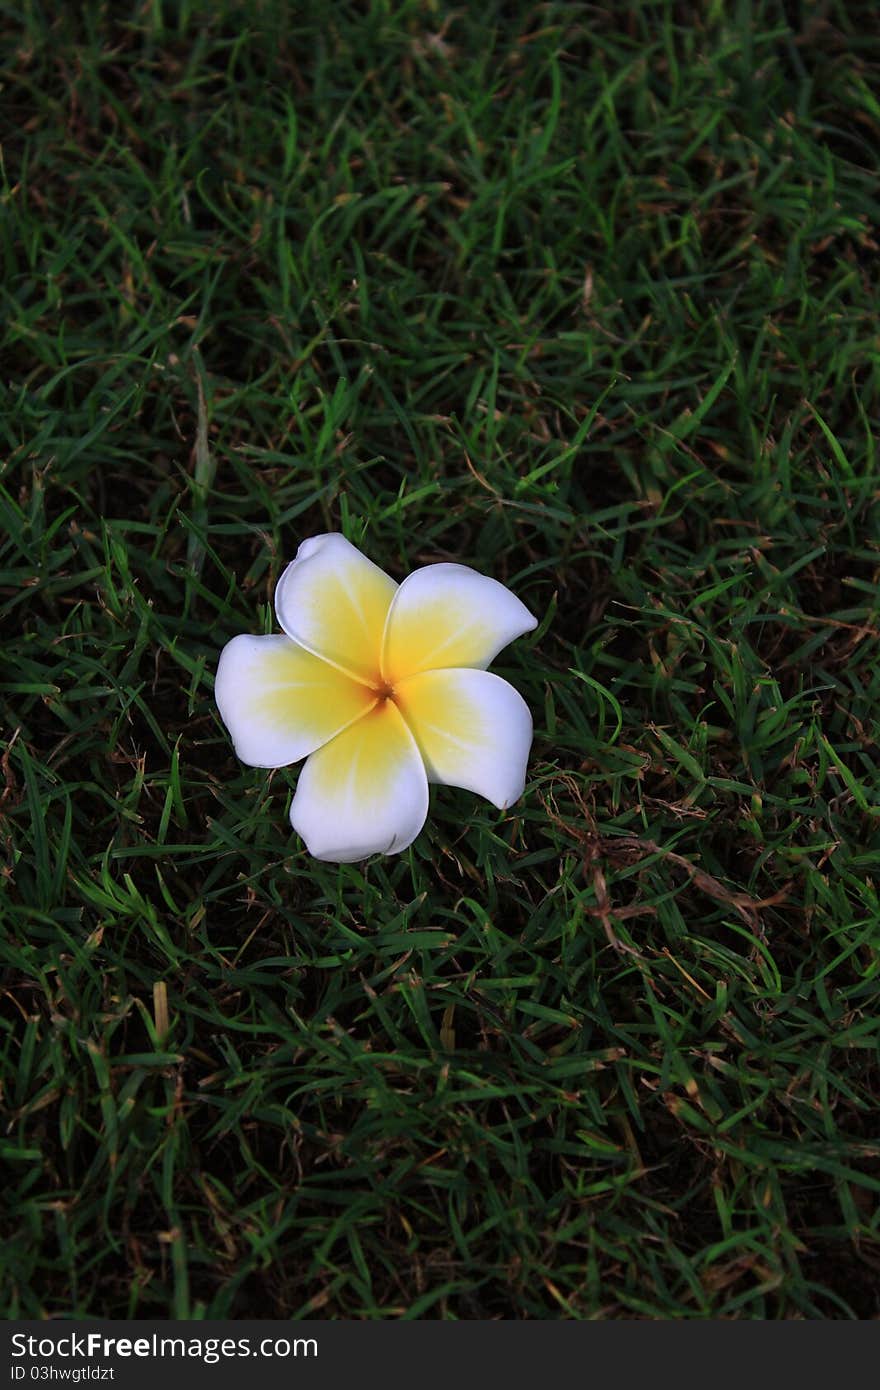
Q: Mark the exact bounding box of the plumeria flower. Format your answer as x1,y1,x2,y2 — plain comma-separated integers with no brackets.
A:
215,534,537,862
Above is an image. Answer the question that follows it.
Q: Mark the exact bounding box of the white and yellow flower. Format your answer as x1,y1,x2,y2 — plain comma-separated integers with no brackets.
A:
215,534,537,862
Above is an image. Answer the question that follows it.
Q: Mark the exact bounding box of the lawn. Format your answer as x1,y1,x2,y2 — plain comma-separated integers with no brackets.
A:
2,0,880,1319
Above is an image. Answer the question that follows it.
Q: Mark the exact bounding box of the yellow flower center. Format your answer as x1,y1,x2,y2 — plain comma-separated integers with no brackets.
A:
372,678,397,704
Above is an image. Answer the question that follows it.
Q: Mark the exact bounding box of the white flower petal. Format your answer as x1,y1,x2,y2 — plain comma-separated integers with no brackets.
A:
216,634,375,768
274,533,397,684
289,701,429,862
381,562,537,683
394,668,533,810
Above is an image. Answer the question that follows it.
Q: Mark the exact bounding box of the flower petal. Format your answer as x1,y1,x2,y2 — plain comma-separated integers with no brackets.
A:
274,533,398,684
394,668,533,809
289,700,429,862
216,634,375,768
381,562,537,683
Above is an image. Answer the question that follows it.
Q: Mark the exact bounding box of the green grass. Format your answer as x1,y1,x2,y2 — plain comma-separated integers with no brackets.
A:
2,0,880,1320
